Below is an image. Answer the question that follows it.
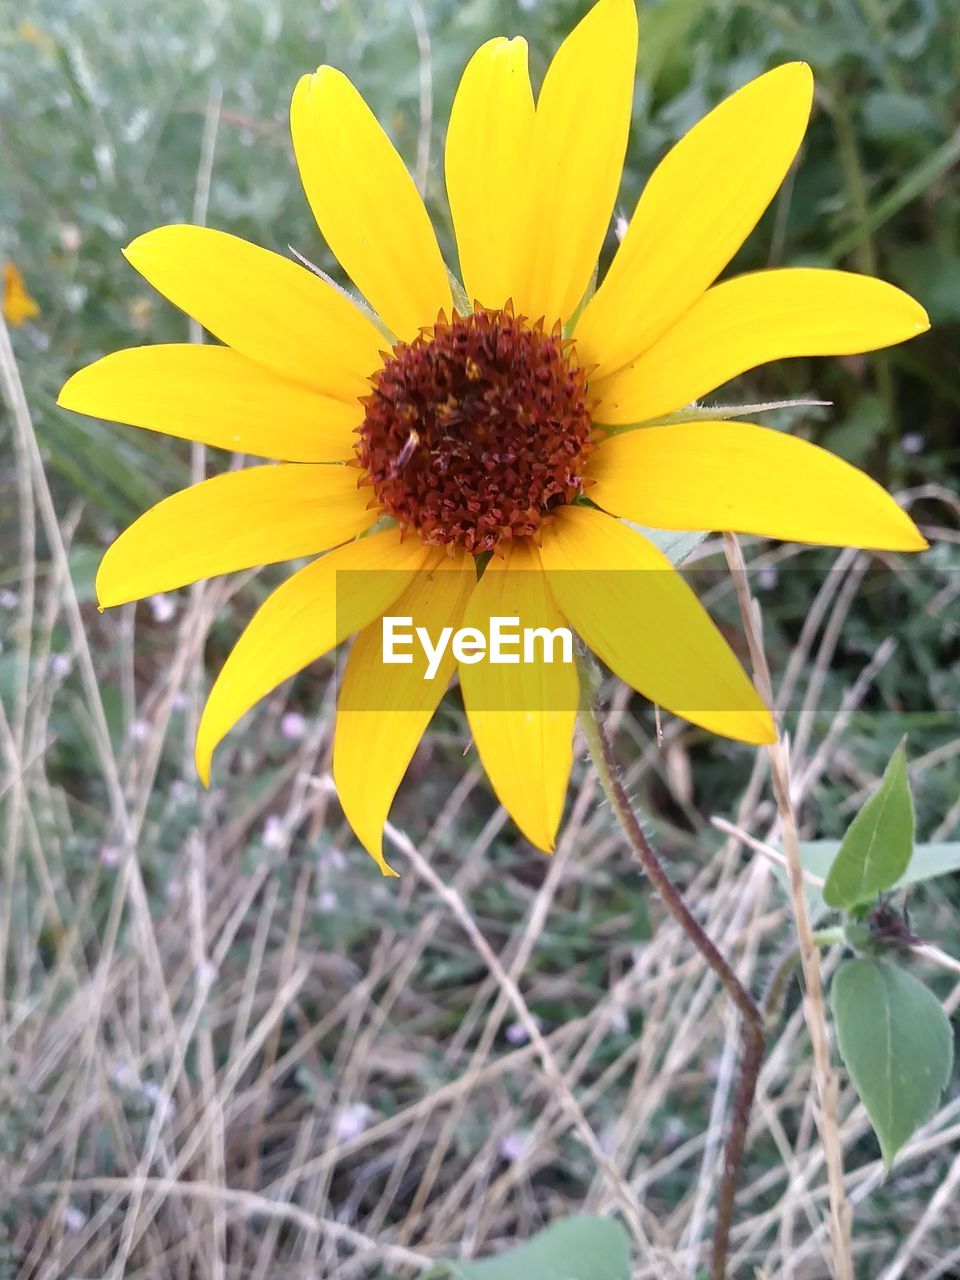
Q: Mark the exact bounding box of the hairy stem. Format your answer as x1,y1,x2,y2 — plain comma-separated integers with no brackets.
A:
575,650,764,1280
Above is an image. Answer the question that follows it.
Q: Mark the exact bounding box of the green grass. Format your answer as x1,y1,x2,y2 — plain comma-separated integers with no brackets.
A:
1,0,959,1275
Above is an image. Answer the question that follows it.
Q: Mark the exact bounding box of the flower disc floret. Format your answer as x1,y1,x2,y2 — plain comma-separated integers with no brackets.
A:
357,306,595,554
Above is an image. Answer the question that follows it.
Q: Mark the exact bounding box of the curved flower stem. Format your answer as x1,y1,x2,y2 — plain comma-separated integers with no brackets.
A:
575,649,764,1280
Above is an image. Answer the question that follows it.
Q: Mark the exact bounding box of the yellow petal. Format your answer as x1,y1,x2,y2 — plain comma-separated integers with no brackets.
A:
592,268,930,425
123,225,384,397
58,345,360,462
98,464,377,608
575,62,814,380
290,68,452,340
445,37,535,311
539,506,774,745
512,0,638,327
3,261,40,326
196,529,432,784
588,421,927,551
333,554,475,874
459,541,577,852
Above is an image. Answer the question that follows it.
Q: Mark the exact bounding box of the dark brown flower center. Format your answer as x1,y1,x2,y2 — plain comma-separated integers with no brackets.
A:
356,306,594,555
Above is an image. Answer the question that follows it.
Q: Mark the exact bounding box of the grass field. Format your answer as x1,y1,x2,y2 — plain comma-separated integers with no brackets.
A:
2,0,959,1275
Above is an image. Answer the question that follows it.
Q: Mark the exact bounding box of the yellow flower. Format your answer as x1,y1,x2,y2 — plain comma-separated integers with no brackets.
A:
58,0,928,872
3,262,40,326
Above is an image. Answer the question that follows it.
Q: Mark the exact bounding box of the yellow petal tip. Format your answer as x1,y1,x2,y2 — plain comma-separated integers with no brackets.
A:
898,527,929,553
57,363,100,413
120,237,144,264
94,560,123,611
194,721,214,787
900,293,930,335
873,503,928,552
779,59,813,85
882,286,929,337
519,822,559,856
768,60,814,114
753,713,778,747
121,232,163,277
121,225,181,270
362,836,398,877
310,64,347,92
716,706,778,747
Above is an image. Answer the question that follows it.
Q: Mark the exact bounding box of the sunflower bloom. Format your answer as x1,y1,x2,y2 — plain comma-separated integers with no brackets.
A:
59,0,928,872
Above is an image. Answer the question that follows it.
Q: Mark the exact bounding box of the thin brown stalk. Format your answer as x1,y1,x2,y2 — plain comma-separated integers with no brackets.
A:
723,532,854,1280
576,650,764,1280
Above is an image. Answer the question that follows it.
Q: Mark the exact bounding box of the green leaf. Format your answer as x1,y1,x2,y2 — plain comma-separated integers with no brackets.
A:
433,1216,630,1280
627,523,706,566
899,842,960,884
773,841,960,919
831,958,953,1167
823,744,914,910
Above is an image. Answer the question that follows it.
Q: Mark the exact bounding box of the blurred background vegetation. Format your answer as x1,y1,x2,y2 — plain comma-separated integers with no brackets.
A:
1,0,958,1275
